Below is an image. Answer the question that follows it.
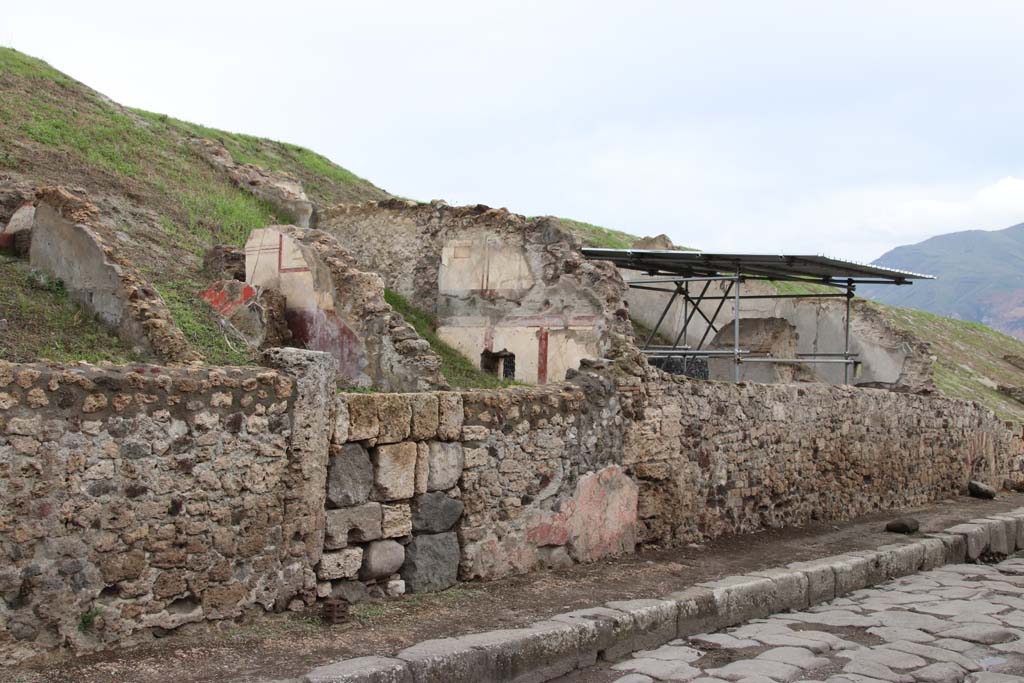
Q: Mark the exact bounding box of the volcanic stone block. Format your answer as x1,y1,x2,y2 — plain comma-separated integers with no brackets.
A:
305,657,413,683
347,394,380,441
373,442,418,501
360,540,406,580
969,480,997,499
402,532,459,593
327,443,374,508
426,442,464,491
325,503,382,549
317,548,363,580
412,492,465,533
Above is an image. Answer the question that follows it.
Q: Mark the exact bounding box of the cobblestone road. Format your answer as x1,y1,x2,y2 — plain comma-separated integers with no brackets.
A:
558,558,1024,682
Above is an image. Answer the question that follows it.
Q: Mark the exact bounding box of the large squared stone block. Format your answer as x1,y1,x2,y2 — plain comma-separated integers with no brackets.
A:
373,442,418,501
327,443,373,508
325,503,383,549
317,548,363,580
410,393,440,440
402,532,459,593
376,394,412,444
427,442,464,491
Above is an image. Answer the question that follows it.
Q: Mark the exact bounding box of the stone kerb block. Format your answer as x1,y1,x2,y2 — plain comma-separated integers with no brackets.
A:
945,523,990,560
454,620,583,682
975,518,1013,555
748,567,810,612
327,443,373,508
426,442,463,491
303,656,413,683
697,575,777,625
372,442,417,501
667,587,721,639
994,512,1024,550
602,599,679,660
785,559,837,606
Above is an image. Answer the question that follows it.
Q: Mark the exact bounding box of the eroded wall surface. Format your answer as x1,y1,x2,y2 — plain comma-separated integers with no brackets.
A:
0,351,335,664
244,225,445,392
3,354,1022,662
319,200,632,384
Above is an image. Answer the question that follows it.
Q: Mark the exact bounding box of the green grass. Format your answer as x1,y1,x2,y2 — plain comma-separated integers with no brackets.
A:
0,256,143,364
384,289,517,389
154,280,254,366
877,301,1024,423
557,217,640,249
769,280,837,296
0,47,73,85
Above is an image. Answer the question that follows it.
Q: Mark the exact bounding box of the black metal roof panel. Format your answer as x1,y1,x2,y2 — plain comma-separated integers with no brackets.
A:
581,248,935,285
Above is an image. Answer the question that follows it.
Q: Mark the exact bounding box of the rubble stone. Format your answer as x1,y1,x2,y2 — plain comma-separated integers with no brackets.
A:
412,492,465,533
327,443,373,508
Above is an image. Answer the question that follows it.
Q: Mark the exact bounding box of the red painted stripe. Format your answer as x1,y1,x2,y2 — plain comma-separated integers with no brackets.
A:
537,327,549,385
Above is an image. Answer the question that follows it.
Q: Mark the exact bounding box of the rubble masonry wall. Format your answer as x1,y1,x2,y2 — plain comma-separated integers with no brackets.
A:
3,356,1022,662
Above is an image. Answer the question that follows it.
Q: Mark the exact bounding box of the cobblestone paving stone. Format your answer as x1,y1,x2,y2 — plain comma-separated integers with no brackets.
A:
594,558,1024,682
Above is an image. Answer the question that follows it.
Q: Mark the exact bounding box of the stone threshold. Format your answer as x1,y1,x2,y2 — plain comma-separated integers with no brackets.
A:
298,512,1024,683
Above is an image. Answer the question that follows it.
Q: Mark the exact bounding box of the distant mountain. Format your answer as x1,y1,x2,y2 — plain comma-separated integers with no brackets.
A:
861,222,1024,340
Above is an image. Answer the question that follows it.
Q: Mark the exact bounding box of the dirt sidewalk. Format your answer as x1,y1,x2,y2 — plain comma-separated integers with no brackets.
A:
13,493,1024,683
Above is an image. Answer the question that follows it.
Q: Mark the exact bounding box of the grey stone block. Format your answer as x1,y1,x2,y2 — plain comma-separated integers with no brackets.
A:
327,444,373,508
325,503,383,549
995,513,1024,550
872,543,925,581
698,574,777,625
918,538,947,570
603,599,679,659
931,532,967,564
667,586,722,638
396,638,487,683
401,532,459,593
304,656,412,683
945,523,989,560
457,620,582,682
749,567,810,611
426,441,463,491
826,554,870,596
412,492,464,533
975,518,1013,554
549,606,631,665
330,580,369,604
787,558,837,605
359,540,405,581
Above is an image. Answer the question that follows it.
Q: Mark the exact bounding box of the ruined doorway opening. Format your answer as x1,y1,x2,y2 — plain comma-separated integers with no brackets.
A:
481,349,516,380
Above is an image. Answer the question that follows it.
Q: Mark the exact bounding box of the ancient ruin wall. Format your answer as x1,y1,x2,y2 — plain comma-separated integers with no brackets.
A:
319,200,633,384
0,351,335,664
29,187,200,364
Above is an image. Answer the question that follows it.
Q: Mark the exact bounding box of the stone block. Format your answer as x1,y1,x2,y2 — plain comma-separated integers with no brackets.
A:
396,638,487,683
402,532,459,593
945,523,989,560
976,518,1013,555
826,554,871,596
318,548,363,580
436,392,463,441
376,394,412,445
787,558,836,605
749,567,810,611
382,504,412,538
919,538,948,570
698,575,777,625
347,394,380,442
550,606,631,665
667,586,721,638
412,492,465,533
303,656,413,683
415,442,429,495
331,580,369,605
426,442,464,491
325,503,382,549
360,540,406,581
327,443,373,508
372,442,417,501
455,620,583,682
409,394,439,440
995,513,1024,550
602,599,678,660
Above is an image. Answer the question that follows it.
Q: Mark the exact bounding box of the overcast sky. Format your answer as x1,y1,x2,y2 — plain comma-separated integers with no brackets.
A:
5,1,1024,262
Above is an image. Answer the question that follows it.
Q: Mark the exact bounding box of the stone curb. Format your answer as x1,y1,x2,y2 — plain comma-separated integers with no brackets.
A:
299,509,1024,683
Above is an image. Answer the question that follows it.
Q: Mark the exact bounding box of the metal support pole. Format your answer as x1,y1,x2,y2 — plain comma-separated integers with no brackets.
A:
733,275,741,382
672,280,713,349
843,279,853,385
693,280,733,351
644,283,680,349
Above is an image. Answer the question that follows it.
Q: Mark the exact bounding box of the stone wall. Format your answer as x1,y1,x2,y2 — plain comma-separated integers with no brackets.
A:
319,200,633,384
0,350,335,665
29,187,199,364
4,353,1023,662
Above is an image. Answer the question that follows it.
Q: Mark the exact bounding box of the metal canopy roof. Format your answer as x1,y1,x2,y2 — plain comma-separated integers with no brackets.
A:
581,248,935,285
